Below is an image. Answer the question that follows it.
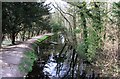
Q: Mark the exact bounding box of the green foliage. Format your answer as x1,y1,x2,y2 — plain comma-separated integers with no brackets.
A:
19,35,51,73
51,22,64,33
112,2,120,18
77,27,98,61
86,28,97,61
19,50,37,73
73,28,81,34
37,35,49,43
2,2,51,44
112,1,120,27
2,2,50,34
50,22,67,42
31,43,38,50
77,42,87,59
90,2,105,47
74,2,104,62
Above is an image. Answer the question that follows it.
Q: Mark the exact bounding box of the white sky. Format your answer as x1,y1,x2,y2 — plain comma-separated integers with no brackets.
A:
44,0,68,13
37,0,120,13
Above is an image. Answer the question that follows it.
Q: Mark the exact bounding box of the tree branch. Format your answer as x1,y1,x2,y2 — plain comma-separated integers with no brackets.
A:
52,4,73,32
54,1,74,17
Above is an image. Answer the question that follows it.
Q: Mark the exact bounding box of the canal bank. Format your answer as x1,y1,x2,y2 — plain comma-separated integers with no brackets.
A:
0,33,53,78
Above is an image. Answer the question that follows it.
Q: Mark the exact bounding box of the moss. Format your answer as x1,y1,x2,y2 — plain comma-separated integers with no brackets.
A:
32,35,49,47
37,35,48,43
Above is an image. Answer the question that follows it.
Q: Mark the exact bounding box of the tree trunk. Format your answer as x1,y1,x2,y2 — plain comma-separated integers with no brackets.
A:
0,40,1,48
73,16,77,47
22,31,26,41
11,32,16,45
71,49,76,79
0,34,4,48
118,18,120,76
37,29,41,35
72,53,78,79
27,30,31,39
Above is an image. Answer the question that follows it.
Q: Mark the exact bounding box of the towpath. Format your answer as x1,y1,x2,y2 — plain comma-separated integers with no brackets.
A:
0,33,53,78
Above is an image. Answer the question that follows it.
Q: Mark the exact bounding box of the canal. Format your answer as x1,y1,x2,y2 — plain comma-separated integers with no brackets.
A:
25,38,100,79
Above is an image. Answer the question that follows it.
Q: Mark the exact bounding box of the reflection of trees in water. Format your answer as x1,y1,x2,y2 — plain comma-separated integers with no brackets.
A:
26,42,101,79
55,44,102,79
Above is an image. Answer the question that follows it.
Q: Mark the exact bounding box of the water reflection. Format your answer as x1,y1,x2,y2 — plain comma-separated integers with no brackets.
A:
43,53,70,79
26,42,100,79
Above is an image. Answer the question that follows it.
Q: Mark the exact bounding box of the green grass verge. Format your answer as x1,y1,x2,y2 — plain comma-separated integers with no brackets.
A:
18,35,51,74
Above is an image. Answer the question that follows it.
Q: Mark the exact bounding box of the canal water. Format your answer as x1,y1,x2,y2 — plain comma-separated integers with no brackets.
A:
25,41,100,79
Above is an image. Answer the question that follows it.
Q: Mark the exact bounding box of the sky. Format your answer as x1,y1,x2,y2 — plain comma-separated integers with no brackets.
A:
43,0,120,12
44,0,68,13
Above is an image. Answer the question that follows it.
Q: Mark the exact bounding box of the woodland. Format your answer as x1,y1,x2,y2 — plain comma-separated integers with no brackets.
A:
1,1,120,78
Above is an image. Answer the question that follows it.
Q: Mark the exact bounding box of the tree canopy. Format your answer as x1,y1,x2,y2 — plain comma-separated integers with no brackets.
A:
2,2,51,44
